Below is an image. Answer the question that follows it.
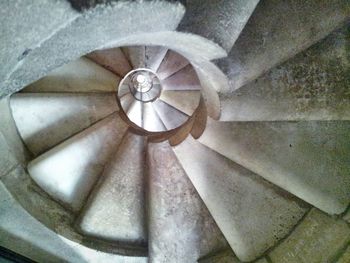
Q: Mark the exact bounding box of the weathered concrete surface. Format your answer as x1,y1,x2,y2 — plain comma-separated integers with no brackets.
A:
10,93,118,156
344,208,350,223
220,25,350,121
28,114,128,211
77,133,146,249
0,98,29,166
173,136,308,262
0,0,79,86
1,1,185,98
23,57,120,93
179,0,259,52
269,209,350,263
147,141,228,263
199,120,350,214
218,0,350,91
87,47,132,77
153,100,188,130
337,245,350,263
160,90,200,115
0,181,147,263
198,250,240,263
0,133,18,178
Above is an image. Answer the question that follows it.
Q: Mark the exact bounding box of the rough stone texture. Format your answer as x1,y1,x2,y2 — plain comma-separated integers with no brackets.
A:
10,93,118,156
173,136,308,262
0,97,29,166
0,181,147,263
336,245,350,263
87,47,132,77
0,133,18,178
160,90,201,115
199,120,350,214
179,0,259,52
28,114,128,211
220,25,350,121
153,100,188,130
269,209,350,263
0,1,185,98
22,57,120,93
77,132,146,249
147,141,228,263
344,208,350,223
198,250,240,263
218,0,350,91
0,0,79,85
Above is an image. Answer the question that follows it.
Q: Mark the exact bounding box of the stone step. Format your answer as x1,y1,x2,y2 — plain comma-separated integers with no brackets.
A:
122,46,146,69
126,101,143,128
27,114,128,212
120,93,136,114
10,93,118,156
77,132,147,249
220,25,350,121
0,181,147,263
152,100,188,130
157,50,189,80
22,57,120,93
145,46,168,72
199,119,350,214
87,47,132,77
173,136,308,262
0,1,185,98
161,65,201,91
159,90,201,115
269,208,350,263
179,0,259,52
147,141,228,263
218,0,350,91
142,103,166,132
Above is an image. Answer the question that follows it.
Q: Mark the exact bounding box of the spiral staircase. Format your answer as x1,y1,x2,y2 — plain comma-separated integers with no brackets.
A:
0,1,350,263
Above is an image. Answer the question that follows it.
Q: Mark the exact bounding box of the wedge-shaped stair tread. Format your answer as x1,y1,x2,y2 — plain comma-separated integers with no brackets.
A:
23,57,120,93
147,141,228,263
127,101,143,128
145,46,168,72
120,93,135,114
87,47,132,77
10,93,118,156
173,136,308,262
179,0,259,52
142,103,166,132
122,46,146,69
220,25,350,121
157,50,189,80
220,0,350,91
77,132,146,246
199,120,350,214
161,65,201,91
152,100,188,130
28,114,128,211
160,90,200,115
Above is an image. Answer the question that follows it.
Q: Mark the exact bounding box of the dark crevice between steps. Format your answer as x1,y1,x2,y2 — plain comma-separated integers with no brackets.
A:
68,0,186,12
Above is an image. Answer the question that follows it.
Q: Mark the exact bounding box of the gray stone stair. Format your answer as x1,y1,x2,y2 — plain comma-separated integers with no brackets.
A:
157,50,190,80
27,114,128,212
152,100,188,130
77,132,147,249
10,93,118,156
122,46,146,69
220,24,350,122
147,141,229,263
179,0,259,52
161,65,201,91
198,119,350,215
145,46,168,72
159,90,201,115
218,0,350,91
173,136,308,262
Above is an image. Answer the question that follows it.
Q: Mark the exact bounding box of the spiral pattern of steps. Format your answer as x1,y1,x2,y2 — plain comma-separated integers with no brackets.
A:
0,1,350,263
